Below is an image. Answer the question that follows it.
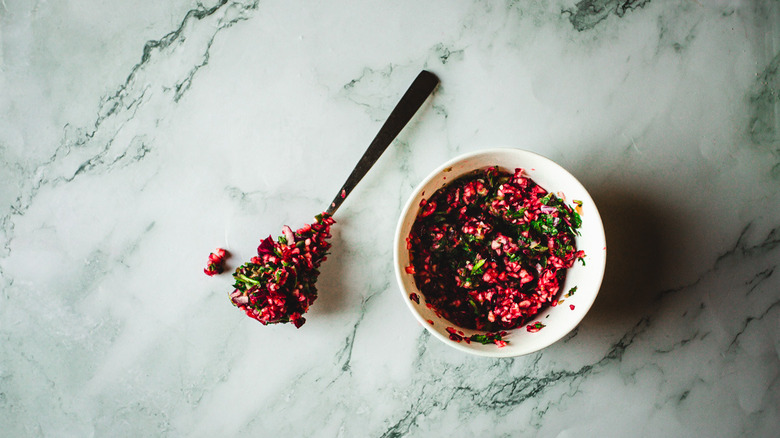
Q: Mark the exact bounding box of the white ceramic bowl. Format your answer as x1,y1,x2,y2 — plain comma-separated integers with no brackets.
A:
394,148,606,357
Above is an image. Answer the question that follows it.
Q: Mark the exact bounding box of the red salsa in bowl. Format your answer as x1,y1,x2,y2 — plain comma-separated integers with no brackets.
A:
406,166,584,332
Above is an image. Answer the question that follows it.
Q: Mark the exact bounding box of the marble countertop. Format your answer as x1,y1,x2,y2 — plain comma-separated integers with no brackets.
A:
2,0,779,436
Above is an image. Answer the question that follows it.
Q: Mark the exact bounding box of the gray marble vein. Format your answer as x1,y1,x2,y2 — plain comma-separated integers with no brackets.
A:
750,51,780,146
564,0,651,32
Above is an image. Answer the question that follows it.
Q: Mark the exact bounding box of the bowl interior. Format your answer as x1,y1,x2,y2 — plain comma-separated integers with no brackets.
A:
394,148,606,357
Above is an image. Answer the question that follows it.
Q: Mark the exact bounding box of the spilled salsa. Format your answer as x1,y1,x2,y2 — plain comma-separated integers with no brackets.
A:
406,167,584,332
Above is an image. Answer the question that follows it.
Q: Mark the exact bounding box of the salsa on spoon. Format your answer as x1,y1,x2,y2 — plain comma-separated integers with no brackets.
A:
229,71,439,327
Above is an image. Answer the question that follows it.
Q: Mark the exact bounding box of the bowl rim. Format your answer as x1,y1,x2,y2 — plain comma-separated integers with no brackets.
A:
393,147,606,358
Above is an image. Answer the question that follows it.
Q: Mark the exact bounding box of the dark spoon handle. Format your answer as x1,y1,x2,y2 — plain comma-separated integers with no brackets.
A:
325,70,439,216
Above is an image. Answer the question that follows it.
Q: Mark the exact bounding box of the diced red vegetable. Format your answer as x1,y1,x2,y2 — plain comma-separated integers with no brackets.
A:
204,248,228,276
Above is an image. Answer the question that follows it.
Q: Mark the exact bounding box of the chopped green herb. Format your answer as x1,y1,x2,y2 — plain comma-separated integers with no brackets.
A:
471,258,486,274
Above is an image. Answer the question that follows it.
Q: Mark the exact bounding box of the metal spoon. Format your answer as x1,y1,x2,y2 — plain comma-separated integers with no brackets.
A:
326,70,439,215
229,70,439,327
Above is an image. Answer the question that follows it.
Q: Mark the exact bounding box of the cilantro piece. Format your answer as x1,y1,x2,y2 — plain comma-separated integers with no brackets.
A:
467,298,480,315
571,211,583,228
468,331,507,345
507,207,526,219
469,334,493,345
234,273,260,286
471,258,486,275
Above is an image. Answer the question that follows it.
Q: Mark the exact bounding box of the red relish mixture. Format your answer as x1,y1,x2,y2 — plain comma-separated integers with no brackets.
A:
230,213,335,328
406,167,584,336
204,248,228,276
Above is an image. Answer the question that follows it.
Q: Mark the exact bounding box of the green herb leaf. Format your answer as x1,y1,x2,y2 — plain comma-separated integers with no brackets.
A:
571,211,583,228
235,273,260,286
468,298,480,315
507,207,526,218
471,258,486,274
468,332,504,345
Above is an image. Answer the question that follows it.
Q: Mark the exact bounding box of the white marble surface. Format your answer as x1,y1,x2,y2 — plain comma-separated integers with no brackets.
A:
2,0,779,436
